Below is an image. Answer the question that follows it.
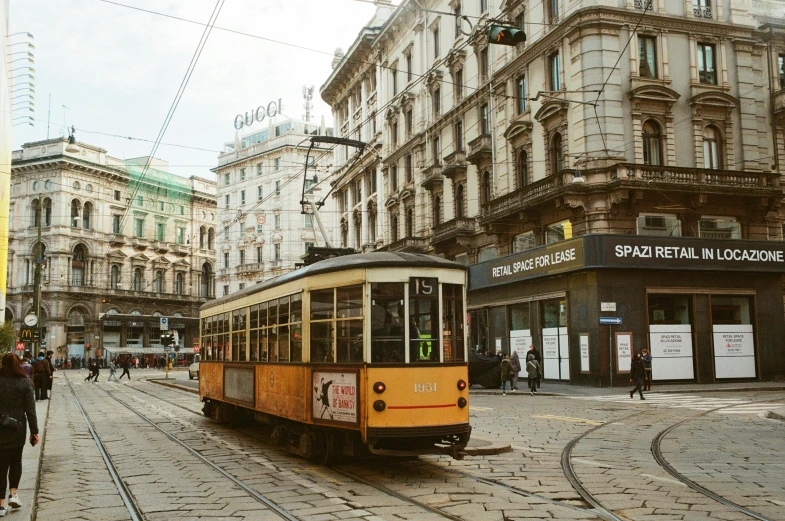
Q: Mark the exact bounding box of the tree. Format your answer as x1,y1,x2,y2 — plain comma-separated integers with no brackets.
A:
0,322,16,356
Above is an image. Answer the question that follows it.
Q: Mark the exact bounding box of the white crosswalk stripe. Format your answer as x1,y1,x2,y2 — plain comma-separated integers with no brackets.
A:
571,393,785,415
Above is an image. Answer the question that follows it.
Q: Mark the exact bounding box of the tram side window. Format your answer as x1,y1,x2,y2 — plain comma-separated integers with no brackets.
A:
250,305,259,361
290,294,303,362
371,283,405,363
259,302,268,361
268,300,278,362
410,278,440,362
278,296,290,361
442,284,465,362
231,310,240,361
310,289,335,363
337,285,364,363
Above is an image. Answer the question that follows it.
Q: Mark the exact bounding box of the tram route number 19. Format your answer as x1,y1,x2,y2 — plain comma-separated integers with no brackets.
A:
414,383,437,392
410,277,438,296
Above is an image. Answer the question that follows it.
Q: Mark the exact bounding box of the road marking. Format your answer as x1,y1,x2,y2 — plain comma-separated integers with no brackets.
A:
511,445,545,452
532,414,603,425
470,406,493,411
640,473,687,486
573,458,614,468
571,394,784,415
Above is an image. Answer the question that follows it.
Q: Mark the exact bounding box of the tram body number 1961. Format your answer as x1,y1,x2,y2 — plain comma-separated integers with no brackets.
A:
414,383,437,392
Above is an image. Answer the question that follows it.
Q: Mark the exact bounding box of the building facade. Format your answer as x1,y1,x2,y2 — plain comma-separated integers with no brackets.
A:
212,113,334,296
322,0,785,383
1,1,14,324
8,138,217,360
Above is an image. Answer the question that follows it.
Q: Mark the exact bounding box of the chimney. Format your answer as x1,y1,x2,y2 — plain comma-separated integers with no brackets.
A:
331,48,345,69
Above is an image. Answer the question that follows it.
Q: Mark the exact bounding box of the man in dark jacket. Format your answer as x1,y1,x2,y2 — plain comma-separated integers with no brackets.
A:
629,353,646,400
119,358,131,380
31,352,50,400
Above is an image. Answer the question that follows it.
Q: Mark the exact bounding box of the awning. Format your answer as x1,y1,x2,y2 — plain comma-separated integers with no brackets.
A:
103,346,195,355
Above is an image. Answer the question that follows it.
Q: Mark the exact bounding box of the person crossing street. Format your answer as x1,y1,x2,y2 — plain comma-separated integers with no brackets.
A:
119,358,131,380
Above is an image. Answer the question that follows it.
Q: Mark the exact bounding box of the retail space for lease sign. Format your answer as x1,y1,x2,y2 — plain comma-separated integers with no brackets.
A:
510,330,532,377
713,325,756,379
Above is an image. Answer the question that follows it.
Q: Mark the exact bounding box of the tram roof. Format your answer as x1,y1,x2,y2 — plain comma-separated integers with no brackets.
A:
201,252,465,312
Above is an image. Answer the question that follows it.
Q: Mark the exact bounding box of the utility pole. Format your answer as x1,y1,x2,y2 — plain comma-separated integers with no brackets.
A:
32,200,43,355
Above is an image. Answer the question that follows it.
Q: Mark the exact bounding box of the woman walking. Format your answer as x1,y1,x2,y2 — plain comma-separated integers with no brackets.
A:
500,355,513,395
641,349,652,391
0,353,39,516
526,351,540,396
630,353,646,400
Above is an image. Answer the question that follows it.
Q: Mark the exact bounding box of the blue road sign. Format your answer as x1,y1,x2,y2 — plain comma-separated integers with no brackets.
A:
599,317,622,325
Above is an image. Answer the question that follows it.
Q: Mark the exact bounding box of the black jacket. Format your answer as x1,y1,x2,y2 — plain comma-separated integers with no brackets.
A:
630,358,645,382
0,377,38,449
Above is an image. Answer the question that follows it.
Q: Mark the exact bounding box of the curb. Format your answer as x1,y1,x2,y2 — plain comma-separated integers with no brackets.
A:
149,378,199,395
28,393,51,521
470,386,785,397
462,439,513,456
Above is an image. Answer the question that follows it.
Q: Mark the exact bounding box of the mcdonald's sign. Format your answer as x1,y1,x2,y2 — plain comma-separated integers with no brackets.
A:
20,328,39,341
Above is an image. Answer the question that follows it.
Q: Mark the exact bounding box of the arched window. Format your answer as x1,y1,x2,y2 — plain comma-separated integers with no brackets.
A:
390,214,399,242
201,263,213,298
207,228,215,250
642,120,662,166
517,150,529,189
71,244,87,286
154,270,164,293
405,207,414,237
175,272,185,295
455,184,465,218
82,201,93,229
105,308,120,315
199,226,206,249
482,171,492,205
551,132,563,173
703,125,722,169
130,309,142,316
68,309,85,327
110,265,121,289
71,199,81,228
433,196,441,226
368,210,377,243
133,267,143,292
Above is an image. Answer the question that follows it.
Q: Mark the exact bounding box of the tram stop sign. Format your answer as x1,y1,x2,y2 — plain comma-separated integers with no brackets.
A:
160,317,169,331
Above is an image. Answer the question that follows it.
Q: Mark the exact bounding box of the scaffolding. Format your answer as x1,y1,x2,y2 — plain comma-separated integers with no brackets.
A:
124,161,191,208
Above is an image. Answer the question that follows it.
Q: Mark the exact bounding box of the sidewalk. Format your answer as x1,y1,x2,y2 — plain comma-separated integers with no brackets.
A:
469,380,785,397
17,394,50,521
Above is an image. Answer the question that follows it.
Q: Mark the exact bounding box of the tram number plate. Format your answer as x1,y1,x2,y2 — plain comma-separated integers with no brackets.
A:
414,383,437,393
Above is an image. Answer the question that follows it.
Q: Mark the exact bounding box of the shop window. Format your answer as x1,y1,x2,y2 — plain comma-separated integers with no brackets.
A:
541,298,568,380
442,284,465,362
699,217,739,239
509,303,530,331
478,245,497,262
370,283,405,363
409,277,440,362
647,294,694,380
545,220,572,244
637,214,681,237
639,36,658,78
513,231,535,252
470,309,489,354
642,120,662,166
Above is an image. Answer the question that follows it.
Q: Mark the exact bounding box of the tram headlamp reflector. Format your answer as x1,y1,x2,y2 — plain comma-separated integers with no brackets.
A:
458,397,467,408
373,381,386,394
457,379,467,391
373,400,386,412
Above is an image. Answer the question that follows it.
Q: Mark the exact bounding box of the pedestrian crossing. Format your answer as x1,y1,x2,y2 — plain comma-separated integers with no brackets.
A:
571,393,785,415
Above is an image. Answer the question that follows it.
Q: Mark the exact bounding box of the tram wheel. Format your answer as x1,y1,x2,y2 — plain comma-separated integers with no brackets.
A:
318,431,338,465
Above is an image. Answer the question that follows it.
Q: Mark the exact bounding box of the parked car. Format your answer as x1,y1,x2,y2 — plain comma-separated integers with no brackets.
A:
189,354,200,380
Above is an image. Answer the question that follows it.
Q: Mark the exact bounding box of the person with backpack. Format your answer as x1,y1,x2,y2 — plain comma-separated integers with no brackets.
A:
31,352,50,401
500,354,513,395
509,351,521,392
526,349,541,396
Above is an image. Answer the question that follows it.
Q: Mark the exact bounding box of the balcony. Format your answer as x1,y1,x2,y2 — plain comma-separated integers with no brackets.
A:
130,237,149,250
619,164,780,190
153,241,169,253
442,150,467,181
432,217,477,246
481,172,566,224
693,6,712,18
383,236,428,253
421,164,444,191
171,244,189,256
467,134,492,165
237,262,263,275
110,234,126,246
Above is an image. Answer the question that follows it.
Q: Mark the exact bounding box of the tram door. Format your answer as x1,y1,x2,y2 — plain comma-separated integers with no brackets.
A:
541,299,569,380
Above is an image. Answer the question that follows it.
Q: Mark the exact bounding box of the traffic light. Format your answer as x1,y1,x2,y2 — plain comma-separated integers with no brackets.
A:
160,333,174,347
487,25,526,46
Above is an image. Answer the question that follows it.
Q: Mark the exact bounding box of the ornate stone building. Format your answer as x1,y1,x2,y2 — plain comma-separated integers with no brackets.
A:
322,0,785,384
8,138,216,360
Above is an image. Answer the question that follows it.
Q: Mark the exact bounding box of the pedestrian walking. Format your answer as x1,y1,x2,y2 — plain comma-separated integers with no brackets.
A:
18,359,32,381
526,350,540,395
107,362,119,383
509,351,521,391
90,361,100,384
44,352,55,397
84,360,94,382
499,354,513,395
31,352,50,401
526,345,542,391
629,352,646,400
0,353,40,517
642,348,652,391
119,358,131,380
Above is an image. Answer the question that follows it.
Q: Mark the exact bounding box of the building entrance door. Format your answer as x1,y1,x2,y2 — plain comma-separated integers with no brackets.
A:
647,294,694,380
541,299,568,380
711,296,756,379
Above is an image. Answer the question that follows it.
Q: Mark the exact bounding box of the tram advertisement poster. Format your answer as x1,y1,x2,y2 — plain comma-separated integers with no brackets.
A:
312,371,358,424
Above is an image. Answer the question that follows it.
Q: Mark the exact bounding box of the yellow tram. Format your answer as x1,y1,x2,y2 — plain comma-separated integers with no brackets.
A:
198,252,471,461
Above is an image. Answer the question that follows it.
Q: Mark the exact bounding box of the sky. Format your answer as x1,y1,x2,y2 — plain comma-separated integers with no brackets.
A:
10,0,379,179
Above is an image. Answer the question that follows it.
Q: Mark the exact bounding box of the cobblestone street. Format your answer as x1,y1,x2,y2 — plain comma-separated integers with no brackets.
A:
20,371,784,521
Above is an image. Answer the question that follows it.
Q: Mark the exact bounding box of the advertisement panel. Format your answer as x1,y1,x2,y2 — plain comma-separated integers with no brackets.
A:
312,371,358,424
616,333,632,374
510,330,531,377
712,325,756,378
579,334,590,372
649,324,694,380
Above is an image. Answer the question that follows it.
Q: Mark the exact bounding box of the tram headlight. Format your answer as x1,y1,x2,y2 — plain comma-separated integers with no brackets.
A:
373,382,386,394
458,397,467,408
457,379,467,391
373,400,386,412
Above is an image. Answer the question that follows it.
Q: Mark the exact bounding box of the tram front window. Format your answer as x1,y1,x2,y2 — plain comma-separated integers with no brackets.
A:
410,277,440,362
371,283,405,363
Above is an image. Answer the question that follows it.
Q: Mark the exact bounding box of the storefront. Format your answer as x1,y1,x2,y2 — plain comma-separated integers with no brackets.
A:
468,235,785,385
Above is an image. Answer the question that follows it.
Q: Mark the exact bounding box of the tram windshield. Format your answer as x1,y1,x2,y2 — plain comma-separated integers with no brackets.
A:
409,277,439,362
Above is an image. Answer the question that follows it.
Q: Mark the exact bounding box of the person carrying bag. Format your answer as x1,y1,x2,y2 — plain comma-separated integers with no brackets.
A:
0,353,40,517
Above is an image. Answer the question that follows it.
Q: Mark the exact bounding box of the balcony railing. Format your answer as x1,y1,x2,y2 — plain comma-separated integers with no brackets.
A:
693,6,712,18
467,134,492,165
237,262,263,275
421,164,444,190
481,173,566,223
442,150,467,180
620,164,779,189
130,237,149,249
432,217,477,245
384,236,429,253
153,241,169,253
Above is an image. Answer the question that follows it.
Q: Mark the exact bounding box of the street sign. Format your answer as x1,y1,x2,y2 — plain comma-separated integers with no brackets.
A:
164,346,171,352
15,342,24,352
159,317,169,331
599,317,622,325
600,302,616,312
20,328,40,341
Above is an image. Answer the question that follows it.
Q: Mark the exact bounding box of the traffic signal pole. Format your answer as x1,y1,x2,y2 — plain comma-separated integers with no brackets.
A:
32,200,43,356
